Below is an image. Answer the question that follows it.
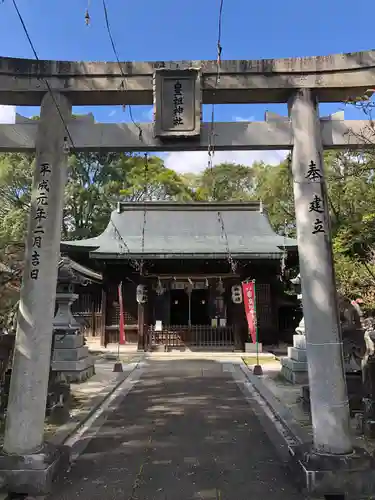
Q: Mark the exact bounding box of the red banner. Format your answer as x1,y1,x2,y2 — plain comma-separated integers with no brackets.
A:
118,282,126,345
242,280,257,343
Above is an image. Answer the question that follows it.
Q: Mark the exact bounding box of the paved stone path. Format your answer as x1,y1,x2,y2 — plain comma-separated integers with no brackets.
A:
50,360,305,500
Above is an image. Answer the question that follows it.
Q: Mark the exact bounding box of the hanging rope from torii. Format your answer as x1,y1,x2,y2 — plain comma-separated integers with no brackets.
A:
207,0,237,277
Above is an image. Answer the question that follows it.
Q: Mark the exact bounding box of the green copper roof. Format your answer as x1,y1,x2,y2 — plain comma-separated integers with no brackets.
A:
61,202,297,260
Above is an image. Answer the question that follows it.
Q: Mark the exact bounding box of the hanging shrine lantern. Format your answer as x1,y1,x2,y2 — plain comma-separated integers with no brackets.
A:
231,285,243,304
155,279,165,296
136,284,147,304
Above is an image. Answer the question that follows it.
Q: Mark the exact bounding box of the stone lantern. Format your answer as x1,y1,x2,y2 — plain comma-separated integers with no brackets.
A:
51,257,95,383
53,257,81,334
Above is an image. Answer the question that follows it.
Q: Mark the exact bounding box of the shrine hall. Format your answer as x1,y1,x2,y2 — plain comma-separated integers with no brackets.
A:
60,201,298,351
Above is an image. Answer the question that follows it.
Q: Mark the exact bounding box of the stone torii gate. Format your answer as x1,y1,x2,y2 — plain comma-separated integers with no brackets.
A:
0,50,375,496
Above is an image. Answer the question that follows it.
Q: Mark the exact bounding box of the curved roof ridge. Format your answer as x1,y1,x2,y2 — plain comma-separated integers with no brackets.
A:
116,201,264,212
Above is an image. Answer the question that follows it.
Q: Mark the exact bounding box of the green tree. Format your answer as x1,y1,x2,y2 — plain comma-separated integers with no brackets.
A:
192,159,295,234
196,154,375,310
248,151,375,309
119,155,196,203
63,152,123,239
0,242,24,329
193,162,255,201
0,153,33,242
65,153,196,239
326,151,375,255
0,149,196,320
0,150,196,242
250,157,295,234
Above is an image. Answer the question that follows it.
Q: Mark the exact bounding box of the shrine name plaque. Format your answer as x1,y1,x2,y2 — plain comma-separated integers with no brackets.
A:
153,68,202,139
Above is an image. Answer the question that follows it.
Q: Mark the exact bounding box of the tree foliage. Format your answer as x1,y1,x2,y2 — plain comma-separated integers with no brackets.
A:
250,158,295,234
0,151,196,243
189,152,375,310
194,162,255,201
0,150,196,320
2,139,375,318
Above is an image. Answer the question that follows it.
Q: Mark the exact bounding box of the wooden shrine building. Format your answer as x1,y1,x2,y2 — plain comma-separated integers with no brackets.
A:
61,201,298,351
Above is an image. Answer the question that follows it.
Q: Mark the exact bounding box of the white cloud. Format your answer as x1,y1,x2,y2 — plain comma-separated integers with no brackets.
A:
233,115,255,122
108,109,117,117
164,150,288,174
0,105,16,124
163,114,287,174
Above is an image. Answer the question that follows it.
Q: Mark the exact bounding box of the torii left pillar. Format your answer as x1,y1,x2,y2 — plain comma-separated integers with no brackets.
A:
0,92,72,496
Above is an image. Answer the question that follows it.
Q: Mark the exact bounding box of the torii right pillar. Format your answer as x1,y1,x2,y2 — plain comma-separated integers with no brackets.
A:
289,88,375,497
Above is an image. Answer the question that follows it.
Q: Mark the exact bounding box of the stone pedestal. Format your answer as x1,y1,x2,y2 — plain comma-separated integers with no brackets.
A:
52,333,95,383
291,443,375,497
51,271,95,383
280,335,308,384
0,443,70,496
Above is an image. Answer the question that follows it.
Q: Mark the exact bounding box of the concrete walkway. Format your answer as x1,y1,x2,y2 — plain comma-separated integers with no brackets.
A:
50,360,305,500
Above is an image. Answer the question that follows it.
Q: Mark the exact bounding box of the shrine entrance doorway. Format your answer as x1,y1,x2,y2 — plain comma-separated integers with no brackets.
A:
191,289,210,326
170,289,189,325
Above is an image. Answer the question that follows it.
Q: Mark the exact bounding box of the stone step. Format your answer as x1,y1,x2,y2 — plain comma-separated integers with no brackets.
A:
287,346,307,362
280,356,307,372
280,366,309,385
293,334,306,349
52,346,89,362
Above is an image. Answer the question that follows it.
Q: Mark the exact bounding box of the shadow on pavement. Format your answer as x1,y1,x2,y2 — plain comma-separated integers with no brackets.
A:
50,360,304,500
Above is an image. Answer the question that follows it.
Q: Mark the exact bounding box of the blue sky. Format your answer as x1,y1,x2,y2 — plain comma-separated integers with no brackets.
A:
0,0,372,172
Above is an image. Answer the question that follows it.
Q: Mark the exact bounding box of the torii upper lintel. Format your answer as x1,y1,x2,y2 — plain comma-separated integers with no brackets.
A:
0,49,374,106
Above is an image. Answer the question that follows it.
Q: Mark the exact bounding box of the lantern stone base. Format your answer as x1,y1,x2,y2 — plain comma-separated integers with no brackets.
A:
290,443,375,497
51,357,95,383
280,334,309,384
52,345,89,361
0,442,70,496
245,342,263,353
54,333,84,349
51,333,95,383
